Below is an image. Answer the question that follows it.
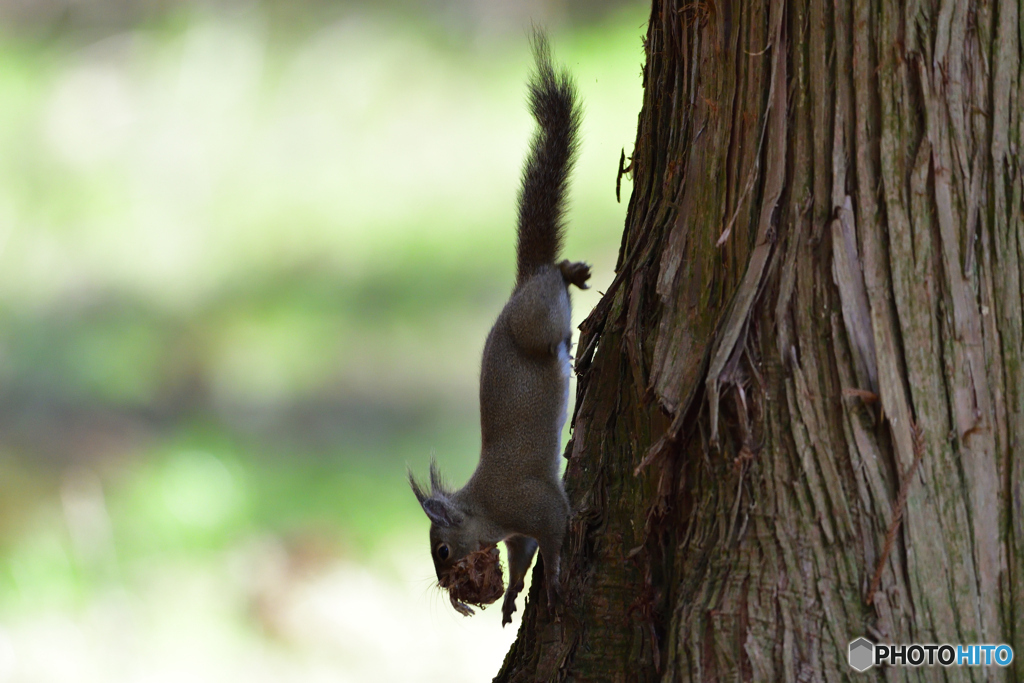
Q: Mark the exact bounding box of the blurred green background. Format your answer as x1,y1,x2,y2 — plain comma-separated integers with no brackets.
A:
0,0,646,679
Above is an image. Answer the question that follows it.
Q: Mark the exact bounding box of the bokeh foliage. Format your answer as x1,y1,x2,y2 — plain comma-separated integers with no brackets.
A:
0,1,646,678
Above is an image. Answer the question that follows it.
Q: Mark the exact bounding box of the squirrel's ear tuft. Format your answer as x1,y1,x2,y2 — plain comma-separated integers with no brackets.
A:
422,498,463,528
408,469,429,505
429,458,452,497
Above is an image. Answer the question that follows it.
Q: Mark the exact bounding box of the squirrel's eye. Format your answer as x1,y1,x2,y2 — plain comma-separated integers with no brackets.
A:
437,544,450,561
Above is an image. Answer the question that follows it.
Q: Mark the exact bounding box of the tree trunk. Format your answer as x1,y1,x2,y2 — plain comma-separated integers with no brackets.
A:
495,0,1023,680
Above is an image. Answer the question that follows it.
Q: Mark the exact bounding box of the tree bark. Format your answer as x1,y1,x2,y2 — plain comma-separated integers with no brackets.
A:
495,0,1023,681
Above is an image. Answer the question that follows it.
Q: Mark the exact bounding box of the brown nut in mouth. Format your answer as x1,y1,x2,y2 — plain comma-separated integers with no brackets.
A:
437,545,504,616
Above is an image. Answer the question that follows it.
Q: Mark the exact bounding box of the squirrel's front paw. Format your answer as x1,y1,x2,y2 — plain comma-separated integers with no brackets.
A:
501,579,525,627
501,594,517,626
558,260,591,290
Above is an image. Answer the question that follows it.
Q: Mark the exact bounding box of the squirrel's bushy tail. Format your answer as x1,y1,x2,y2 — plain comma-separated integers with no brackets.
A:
515,32,582,288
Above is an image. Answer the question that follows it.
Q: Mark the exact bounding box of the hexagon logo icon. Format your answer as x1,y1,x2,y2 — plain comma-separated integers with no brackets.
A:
848,638,874,672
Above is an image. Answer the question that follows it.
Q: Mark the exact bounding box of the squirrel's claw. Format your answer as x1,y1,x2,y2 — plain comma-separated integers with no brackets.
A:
450,594,475,617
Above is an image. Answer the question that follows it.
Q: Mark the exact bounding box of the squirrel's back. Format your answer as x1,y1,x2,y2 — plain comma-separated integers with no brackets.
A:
479,267,572,472
514,33,582,289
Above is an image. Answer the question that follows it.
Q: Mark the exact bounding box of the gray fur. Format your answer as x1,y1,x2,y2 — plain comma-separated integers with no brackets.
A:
409,32,588,626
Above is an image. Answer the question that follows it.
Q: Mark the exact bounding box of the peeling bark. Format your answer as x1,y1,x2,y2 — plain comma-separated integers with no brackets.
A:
494,0,1024,680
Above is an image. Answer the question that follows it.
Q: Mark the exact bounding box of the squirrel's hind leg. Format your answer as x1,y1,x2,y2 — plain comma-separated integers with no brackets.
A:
557,260,590,289
505,267,572,357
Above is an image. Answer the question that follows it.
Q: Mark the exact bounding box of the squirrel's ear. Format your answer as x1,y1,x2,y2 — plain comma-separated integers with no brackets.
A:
408,469,429,505
422,498,463,528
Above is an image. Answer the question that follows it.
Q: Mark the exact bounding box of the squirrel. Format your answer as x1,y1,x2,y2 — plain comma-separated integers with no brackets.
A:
408,32,589,627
